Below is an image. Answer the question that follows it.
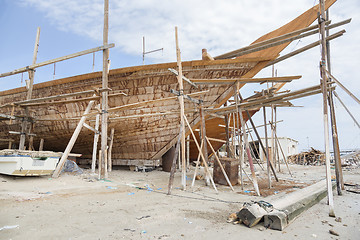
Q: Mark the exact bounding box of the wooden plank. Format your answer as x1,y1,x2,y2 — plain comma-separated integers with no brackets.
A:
215,18,348,60
207,137,227,143
20,92,126,107
215,21,327,59
0,44,115,78
85,90,209,117
233,0,337,60
266,30,345,67
191,75,301,84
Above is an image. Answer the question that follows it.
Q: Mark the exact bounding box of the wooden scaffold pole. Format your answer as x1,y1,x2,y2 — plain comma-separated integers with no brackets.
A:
175,26,187,190
319,0,335,217
325,9,344,194
263,106,271,188
19,27,40,150
100,0,110,179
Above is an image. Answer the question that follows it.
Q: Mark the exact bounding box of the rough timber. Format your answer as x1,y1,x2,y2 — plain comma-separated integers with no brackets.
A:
0,0,337,166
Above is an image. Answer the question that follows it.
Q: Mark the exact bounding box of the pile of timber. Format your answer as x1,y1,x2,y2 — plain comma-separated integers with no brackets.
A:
341,150,360,167
287,148,325,165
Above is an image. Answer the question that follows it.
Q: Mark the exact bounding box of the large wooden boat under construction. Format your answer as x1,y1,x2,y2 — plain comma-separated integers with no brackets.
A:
0,0,341,167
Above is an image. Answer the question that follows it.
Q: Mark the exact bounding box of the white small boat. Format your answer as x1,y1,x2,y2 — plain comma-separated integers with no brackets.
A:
0,149,61,176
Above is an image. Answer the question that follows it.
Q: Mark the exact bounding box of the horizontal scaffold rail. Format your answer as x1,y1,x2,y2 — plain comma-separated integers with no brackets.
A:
0,43,115,78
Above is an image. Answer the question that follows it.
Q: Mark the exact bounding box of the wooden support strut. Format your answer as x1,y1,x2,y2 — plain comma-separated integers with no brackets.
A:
206,137,235,191
183,114,218,193
52,100,95,178
191,140,204,188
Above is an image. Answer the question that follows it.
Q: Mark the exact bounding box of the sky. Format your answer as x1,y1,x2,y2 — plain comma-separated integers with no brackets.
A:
0,0,359,151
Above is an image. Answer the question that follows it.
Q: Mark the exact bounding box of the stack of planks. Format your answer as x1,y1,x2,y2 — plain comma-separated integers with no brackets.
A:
287,148,325,165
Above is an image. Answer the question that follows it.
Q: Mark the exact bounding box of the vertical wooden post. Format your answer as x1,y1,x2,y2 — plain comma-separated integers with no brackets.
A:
91,109,100,173
100,0,109,179
325,9,344,194
263,106,271,188
274,107,281,172
319,0,335,217
224,107,232,157
175,26,187,190
19,27,40,150
238,100,260,196
28,123,34,151
191,140,203,188
52,101,95,178
168,134,182,195
39,138,44,151
26,27,40,100
108,128,115,172
199,106,210,185
98,150,102,180
234,83,244,189
186,135,190,169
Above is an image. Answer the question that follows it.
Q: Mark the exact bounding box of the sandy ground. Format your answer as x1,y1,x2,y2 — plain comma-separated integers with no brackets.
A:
0,164,359,240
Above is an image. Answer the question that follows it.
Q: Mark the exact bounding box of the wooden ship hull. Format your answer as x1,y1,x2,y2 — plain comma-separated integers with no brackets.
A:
0,0,337,166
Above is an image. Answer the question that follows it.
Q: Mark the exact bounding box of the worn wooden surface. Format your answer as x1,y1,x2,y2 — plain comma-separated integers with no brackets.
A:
0,1,336,165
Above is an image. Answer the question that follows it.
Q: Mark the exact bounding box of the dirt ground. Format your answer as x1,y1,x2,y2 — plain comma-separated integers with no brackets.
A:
0,164,359,240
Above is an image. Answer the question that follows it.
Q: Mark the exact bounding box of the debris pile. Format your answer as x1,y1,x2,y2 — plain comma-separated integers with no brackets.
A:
287,148,325,165
341,150,360,167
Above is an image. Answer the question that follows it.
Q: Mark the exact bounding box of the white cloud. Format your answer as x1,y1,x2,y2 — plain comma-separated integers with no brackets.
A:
16,0,360,151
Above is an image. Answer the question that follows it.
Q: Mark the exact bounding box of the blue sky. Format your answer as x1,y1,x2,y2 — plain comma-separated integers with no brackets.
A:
0,0,359,151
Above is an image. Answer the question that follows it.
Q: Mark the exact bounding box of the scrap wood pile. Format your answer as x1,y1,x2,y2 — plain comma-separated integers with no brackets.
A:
287,148,325,165
341,150,360,167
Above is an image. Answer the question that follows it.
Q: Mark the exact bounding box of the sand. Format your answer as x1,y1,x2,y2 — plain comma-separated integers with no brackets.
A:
0,164,359,240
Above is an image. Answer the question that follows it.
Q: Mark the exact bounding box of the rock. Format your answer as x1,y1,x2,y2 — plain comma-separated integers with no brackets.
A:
329,229,339,236
335,217,342,222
